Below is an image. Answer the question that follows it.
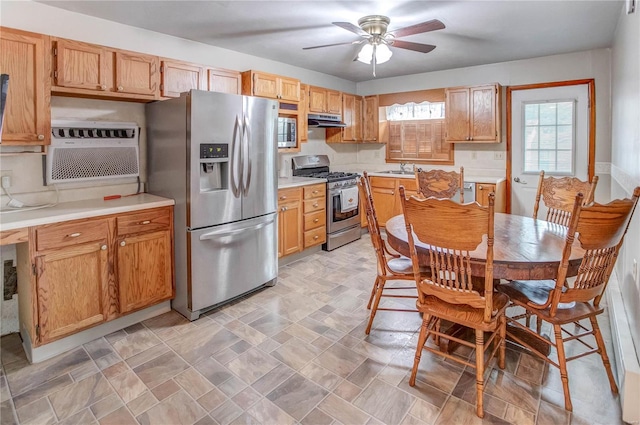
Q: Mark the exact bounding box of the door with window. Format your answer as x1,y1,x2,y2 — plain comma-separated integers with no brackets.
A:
510,84,591,217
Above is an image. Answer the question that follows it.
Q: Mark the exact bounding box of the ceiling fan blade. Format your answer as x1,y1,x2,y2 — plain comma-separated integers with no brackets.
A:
391,40,436,54
303,41,360,50
332,21,368,37
391,19,445,38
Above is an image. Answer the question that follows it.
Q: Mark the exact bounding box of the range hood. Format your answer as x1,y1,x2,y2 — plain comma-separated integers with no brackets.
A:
308,113,346,128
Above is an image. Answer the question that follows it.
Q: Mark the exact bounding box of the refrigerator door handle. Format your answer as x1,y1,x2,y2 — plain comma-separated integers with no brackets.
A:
230,115,242,197
199,216,275,240
242,114,252,196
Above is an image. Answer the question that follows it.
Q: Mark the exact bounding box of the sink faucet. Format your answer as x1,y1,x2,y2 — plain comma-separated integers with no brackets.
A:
400,162,409,173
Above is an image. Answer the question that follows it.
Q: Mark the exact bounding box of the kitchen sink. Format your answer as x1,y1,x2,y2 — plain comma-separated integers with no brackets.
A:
377,170,414,175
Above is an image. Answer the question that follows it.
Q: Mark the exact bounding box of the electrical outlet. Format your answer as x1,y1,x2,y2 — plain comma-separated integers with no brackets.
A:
633,259,638,284
493,152,505,160
1,170,12,189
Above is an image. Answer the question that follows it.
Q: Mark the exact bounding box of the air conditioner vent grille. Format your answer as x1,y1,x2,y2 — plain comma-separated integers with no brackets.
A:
51,147,139,181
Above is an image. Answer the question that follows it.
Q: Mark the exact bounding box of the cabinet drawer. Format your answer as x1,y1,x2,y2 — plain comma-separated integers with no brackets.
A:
117,207,171,236
304,198,325,213
278,187,302,205
398,178,417,192
303,184,325,200
36,219,108,251
370,177,395,189
304,227,326,248
304,210,326,230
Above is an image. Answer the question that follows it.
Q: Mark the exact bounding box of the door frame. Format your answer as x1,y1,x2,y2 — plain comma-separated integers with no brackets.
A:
506,79,596,213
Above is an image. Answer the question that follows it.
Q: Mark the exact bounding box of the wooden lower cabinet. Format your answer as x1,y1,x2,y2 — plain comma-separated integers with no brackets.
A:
21,206,174,347
278,184,326,257
278,187,303,257
475,181,506,212
35,240,110,344
369,176,418,226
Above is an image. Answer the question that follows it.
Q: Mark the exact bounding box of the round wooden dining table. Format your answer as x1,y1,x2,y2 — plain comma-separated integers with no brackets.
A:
384,212,585,281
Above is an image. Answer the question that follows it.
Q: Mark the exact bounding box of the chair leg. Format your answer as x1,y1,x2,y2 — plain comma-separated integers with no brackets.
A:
553,324,573,412
475,329,485,418
433,318,441,346
536,316,543,334
367,276,381,310
498,315,506,370
410,315,430,387
365,278,386,335
590,316,619,394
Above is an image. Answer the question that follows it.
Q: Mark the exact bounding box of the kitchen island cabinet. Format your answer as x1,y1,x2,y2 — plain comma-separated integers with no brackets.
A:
0,27,51,146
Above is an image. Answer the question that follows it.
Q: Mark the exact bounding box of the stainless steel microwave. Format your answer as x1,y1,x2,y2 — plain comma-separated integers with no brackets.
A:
277,117,297,148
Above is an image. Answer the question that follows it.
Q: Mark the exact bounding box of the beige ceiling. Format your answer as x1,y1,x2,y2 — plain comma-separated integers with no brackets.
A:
38,1,623,82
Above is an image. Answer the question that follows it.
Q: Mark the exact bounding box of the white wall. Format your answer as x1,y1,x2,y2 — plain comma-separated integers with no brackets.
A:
611,4,640,360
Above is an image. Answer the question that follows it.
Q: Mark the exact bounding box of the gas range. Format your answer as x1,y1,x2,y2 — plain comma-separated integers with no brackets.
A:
291,155,362,251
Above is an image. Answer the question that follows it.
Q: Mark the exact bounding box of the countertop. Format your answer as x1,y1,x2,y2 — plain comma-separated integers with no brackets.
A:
0,193,175,231
278,176,327,189
365,171,506,185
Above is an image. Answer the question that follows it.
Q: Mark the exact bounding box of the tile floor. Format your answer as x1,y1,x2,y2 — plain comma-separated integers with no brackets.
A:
0,237,624,425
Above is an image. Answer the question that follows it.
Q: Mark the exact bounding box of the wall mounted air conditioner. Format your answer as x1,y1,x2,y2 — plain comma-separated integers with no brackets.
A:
45,120,140,185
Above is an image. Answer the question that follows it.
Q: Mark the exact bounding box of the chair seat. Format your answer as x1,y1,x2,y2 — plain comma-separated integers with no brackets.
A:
497,280,604,324
388,256,429,275
416,292,509,331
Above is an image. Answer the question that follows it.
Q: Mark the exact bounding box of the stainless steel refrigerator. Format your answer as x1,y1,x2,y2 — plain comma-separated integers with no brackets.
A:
146,90,279,320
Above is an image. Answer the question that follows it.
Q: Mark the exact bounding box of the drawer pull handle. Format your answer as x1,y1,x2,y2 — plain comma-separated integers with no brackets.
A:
478,185,483,190
314,218,319,223
100,85,107,91
101,245,107,250
313,190,318,194
117,86,124,92
314,235,319,240
141,220,151,225
69,233,81,238
280,196,287,200
120,241,126,247
281,206,287,212
313,203,318,208
37,134,45,141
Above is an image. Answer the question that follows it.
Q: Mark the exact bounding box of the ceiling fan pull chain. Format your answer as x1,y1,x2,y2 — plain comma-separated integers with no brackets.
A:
373,44,377,77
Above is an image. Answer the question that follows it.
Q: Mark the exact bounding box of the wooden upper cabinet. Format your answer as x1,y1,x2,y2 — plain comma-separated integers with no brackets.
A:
160,60,204,98
299,84,309,142
52,38,158,101
342,94,356,142
241,70,299,101
54,39,109,91
445,84,500,143
0,27,50,145
354,96,363,142
115,51,158,96
207,67,241,94
363,95,379,142
279,76,300,102
308,86,342,114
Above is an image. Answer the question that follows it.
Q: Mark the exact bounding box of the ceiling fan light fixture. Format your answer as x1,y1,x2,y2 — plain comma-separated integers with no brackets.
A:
357,42,393,65
357,43,374,64
375,43,393,64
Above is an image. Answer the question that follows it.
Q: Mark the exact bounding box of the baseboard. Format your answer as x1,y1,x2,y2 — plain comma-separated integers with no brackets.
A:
21,302,171,364
606,270,640,424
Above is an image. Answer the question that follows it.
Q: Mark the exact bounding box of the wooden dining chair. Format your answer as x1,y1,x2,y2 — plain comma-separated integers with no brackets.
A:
359,171,426,335
533,170,599,226
414,166,465,202
399,187,508,418
498,187,640,412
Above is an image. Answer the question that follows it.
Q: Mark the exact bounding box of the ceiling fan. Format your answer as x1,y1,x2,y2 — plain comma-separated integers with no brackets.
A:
303,15,445,77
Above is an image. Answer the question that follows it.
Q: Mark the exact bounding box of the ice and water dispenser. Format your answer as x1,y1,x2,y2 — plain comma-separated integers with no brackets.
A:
199,143,228,192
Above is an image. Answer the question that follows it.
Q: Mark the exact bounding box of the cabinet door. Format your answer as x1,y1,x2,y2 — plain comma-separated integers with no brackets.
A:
326,90,342,114
363,95,379,142
445,88,470,141
279,77,300,102
252,72,279,99
117,230,173,314
36,241,109,344
470,85,498,142
279,202,303,257
354,96,363,142
299,84,309,142
475,183,496,207
394,179,419,216
0,28,50,145
342,94,355,142
114,51,158,96
54,39,109,91
208,68,241,94
161,60,203,98
308,86,327,113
